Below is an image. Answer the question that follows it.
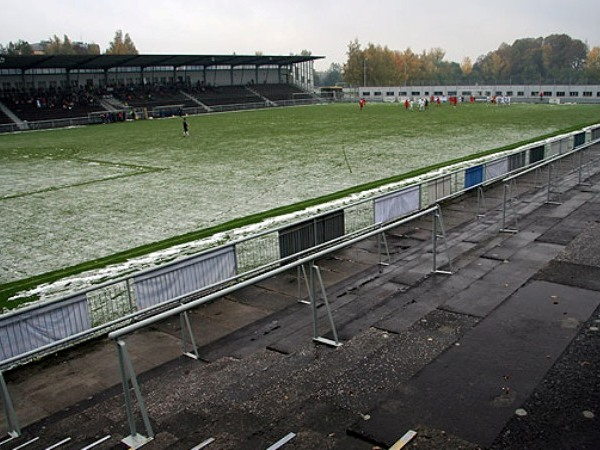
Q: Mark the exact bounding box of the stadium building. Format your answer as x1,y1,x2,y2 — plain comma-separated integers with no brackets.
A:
353,84,600,104
0,53,322,132
2,53,600,133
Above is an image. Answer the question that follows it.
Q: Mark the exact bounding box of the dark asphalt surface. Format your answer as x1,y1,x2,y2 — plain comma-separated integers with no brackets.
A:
1,146,600,449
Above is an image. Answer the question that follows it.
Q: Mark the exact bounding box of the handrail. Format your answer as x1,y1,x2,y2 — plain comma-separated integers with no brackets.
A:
109,206,440,339
1,123,599,370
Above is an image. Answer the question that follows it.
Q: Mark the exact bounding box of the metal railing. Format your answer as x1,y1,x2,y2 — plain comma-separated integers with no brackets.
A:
1,125,599,439
109,203,450,447
1,124,599,372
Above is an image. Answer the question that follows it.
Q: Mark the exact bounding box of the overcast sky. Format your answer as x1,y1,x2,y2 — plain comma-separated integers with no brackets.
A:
2,0,599,70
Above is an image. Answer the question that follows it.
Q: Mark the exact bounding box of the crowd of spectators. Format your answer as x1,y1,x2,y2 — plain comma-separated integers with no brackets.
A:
0,86,101,112
109,82,189,106
0,81,305,125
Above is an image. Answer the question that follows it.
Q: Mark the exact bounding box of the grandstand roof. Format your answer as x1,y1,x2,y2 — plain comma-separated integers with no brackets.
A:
0,54,323,71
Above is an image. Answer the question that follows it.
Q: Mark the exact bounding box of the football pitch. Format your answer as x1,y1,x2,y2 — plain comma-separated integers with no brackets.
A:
1,101,600,309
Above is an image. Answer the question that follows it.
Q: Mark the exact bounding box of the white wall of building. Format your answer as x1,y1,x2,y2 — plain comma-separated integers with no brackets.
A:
350,84,600,103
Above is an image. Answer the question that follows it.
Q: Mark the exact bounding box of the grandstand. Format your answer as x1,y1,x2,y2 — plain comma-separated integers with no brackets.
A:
1,87,106,122
0,54,323,131
0,108,12,124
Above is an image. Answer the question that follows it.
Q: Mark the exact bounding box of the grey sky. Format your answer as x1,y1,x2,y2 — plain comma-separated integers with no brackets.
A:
1,0,598,70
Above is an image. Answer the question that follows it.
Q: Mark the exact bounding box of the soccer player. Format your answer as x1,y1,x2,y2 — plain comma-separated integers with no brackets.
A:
182,117,189,137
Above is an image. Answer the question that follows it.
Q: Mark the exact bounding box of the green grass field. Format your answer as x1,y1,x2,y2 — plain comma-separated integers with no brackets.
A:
1,101,600,310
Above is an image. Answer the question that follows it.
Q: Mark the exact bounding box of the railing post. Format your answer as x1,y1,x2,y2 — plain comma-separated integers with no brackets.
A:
432,205,453,275
116,339,154,449
476,186,486,218
311,264,342,347
546,161,562,205
297,265,310,304
578,147,592,187
500,182,519,234
0,370,20,439
378,227,391,266
180,311,200,359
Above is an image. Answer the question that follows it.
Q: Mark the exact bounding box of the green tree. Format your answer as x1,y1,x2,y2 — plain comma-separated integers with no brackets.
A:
507,37,543,83
460,56,473,80
105,30,138,55
61,34,76,55
420,48,445,83
0,40,33,55
393,48,421,85
317,63,343,87
45,35,62,54
542,34,587,71
586,47,600,82
75,42,100,55
42,35,99,55
363,43,398,86
342,39,364,86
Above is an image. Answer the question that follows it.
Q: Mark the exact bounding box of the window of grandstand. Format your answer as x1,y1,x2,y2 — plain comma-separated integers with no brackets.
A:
361,91,370,96
461,91,471,95
434,91,444,95
531,91,539,96
557,92,565,97
108,67,139,73
570,91,579,96
411,91,420,95
72,69,100,74
386,91,394,96
543,91,552,96
448,91,457,96
145,66,172,72
506,91,513,96
517,91,524,96
495,91,502,96
374,92,382,96
0,68,21,75
583,92,592,97
424,91,429,95
399,91,407,96
27,68,67,75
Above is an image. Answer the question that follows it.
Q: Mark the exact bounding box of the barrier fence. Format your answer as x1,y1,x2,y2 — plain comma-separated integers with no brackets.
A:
1,124,599,371
1,123,600,439
108,135,600,447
